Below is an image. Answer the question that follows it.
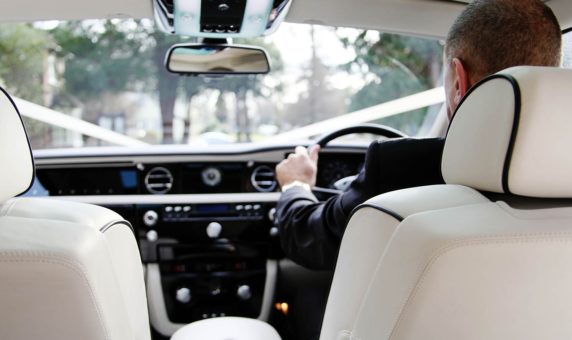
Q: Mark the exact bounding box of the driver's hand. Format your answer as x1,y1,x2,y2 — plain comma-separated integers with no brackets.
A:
276,145,320,188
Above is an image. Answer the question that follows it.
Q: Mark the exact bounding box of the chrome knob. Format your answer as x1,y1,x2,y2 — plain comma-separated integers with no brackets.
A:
143,210,159,227
268,207,276,222
176,287,192,304
269,227,279,237
237,285,252,301
206,222,223,239
146,230,158,242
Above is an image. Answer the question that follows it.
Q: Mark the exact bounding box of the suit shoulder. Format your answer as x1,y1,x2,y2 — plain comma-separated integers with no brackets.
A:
370,137,445,153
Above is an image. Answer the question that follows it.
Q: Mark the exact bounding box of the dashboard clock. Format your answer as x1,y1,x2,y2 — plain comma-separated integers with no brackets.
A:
202,167,222,187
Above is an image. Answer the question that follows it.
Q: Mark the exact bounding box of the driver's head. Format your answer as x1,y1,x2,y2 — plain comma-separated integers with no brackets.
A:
444,0,562,119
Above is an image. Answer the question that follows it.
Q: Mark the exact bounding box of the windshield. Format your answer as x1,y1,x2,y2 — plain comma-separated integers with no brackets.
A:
0,20,445,149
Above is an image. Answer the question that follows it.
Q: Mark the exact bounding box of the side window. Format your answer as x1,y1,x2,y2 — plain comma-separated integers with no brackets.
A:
564,30,572,68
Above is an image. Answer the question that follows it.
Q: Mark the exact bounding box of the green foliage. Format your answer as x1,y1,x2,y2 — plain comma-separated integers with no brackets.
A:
341,31,444,134
235,37,284,72
203,38,284,141
0,24,55,148
49,20,201,142
209,37,284,96
44,20,286,143
341,31,443,88
0,24,52,102
283,45,345,127
50,21,156,103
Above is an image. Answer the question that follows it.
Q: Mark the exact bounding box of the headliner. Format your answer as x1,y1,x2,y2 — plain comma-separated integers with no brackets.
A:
0,0,571,39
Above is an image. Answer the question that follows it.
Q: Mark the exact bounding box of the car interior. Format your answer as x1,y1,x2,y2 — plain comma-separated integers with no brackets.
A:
2,1,572,340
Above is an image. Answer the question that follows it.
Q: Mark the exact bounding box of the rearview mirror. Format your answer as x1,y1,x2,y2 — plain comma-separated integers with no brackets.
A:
166,44,270,75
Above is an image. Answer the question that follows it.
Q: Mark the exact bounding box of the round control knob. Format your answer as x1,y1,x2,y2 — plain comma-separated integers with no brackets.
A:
237,285,252,301
269,227,279,237
206,222,223,239
202,167,222,187
268,207,277,222
176,287,192,304
143,210,159,227
146,230,158,242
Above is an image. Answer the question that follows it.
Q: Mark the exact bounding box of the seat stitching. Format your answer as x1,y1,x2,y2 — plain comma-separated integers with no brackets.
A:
387,234,572,339
0,253,112,340
0,199,18,217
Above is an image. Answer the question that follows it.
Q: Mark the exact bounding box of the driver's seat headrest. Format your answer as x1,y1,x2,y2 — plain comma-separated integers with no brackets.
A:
442,66,572,198
0,88,34,203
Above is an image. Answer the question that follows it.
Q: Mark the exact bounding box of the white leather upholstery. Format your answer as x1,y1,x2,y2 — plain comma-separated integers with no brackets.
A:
0,88,150,340
320,185,490,340
442,66,572,198
0,88,33,203
0,198,151,340
321,67,572,340
322,189,572,340
171,317,281,340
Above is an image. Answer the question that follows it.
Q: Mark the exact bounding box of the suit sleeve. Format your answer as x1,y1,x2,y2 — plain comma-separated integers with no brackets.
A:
275,138,445,270
275,141,384,270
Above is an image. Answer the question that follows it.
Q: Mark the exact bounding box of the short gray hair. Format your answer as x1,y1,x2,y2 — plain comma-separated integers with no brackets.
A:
446,0,562,80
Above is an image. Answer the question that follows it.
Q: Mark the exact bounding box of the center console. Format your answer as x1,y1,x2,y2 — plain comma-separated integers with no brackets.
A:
135,201,279,328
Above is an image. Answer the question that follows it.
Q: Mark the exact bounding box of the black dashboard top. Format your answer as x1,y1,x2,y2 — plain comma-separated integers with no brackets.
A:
27,143,368,197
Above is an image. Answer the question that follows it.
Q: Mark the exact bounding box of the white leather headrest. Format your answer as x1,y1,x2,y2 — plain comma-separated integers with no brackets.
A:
442,66,572,198
0,88,34,202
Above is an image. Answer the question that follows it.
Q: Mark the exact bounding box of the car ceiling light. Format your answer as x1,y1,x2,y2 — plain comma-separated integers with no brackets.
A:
174,0,273,37
155,0,291,38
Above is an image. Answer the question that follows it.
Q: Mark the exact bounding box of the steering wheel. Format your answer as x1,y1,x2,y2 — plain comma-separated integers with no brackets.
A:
313,124,407,148
311,124,408,199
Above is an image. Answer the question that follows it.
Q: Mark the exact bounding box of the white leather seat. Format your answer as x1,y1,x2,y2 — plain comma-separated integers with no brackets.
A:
0,88,151,340
320,66,572,340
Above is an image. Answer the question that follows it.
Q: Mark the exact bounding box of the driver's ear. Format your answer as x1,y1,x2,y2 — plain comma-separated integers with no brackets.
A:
451,58,470,107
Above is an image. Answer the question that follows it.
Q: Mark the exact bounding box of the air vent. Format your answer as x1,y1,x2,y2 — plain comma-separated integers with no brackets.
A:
251,165,277,192
145,167,173,194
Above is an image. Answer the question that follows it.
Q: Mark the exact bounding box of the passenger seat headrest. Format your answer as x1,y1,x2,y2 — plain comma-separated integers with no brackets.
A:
442,66,572,198
0,88,34,203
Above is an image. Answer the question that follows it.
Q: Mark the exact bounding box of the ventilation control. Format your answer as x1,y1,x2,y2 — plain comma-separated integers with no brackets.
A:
145,167,173,194
250,165,277,192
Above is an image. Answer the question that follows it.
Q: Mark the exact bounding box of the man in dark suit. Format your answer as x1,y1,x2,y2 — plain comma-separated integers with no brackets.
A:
275,0,563,271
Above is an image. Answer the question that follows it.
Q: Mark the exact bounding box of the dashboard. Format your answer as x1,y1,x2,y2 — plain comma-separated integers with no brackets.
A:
26,143,367,337
29,146,366,197
32,161,277,196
